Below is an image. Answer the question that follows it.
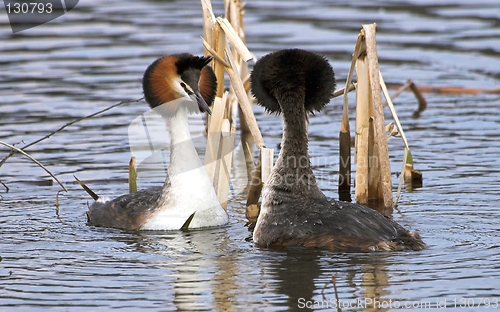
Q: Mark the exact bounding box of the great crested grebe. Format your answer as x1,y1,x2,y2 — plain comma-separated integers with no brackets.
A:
85,53,229,231
250,49,425,252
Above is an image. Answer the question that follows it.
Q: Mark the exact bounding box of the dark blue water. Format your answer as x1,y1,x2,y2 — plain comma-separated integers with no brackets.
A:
1,0,500,310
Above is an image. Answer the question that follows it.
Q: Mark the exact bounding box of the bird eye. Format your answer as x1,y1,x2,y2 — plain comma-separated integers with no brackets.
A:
180,82,193,95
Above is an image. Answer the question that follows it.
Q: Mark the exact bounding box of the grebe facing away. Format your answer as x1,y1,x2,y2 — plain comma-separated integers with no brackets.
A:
251,49,425,252
86,53,228,231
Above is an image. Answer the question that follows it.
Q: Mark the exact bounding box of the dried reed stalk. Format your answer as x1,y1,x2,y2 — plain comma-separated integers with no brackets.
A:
226,0,252,136
55,190,64,218
245,147,273,222
204,94,226,169
245,152,262,223
201,0,216,53
224,48,263,148
354,46,370,204
129,156,137,194
379,72,422,189
202,0,275,220
260,147,274,187
202,1,232,209
202,8,263,148
216,117,236,209
201,0,266,212
338,33,363,201
363,23,393,210
224,39,267,219
204,94,227,201
216,17,254,62
219,19,269,218
346,26,424,208
224,0,254,200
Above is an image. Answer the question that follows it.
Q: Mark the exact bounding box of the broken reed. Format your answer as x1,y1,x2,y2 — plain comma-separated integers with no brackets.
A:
129,156,137,194
201,0,271,213
340,23,423,211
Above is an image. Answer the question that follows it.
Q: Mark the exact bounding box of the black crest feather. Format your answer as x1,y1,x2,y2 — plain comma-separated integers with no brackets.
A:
174,53,212,74
251,49,335,114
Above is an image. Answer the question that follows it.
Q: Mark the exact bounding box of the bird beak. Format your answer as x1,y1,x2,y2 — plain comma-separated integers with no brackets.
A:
190,91,212,115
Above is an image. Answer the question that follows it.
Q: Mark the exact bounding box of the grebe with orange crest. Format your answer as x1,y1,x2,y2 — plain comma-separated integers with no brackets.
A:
83,53,229,231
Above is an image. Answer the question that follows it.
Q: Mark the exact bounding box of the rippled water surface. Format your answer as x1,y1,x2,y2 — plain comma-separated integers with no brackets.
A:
1,0,500,311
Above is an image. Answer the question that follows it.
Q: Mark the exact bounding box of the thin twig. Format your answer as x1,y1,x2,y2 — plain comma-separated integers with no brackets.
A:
0,140,67,192
0,181,9,193
0,98,143,169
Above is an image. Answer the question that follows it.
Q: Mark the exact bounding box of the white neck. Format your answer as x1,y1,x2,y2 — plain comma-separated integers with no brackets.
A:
167,106,204,176
140,104,228,230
